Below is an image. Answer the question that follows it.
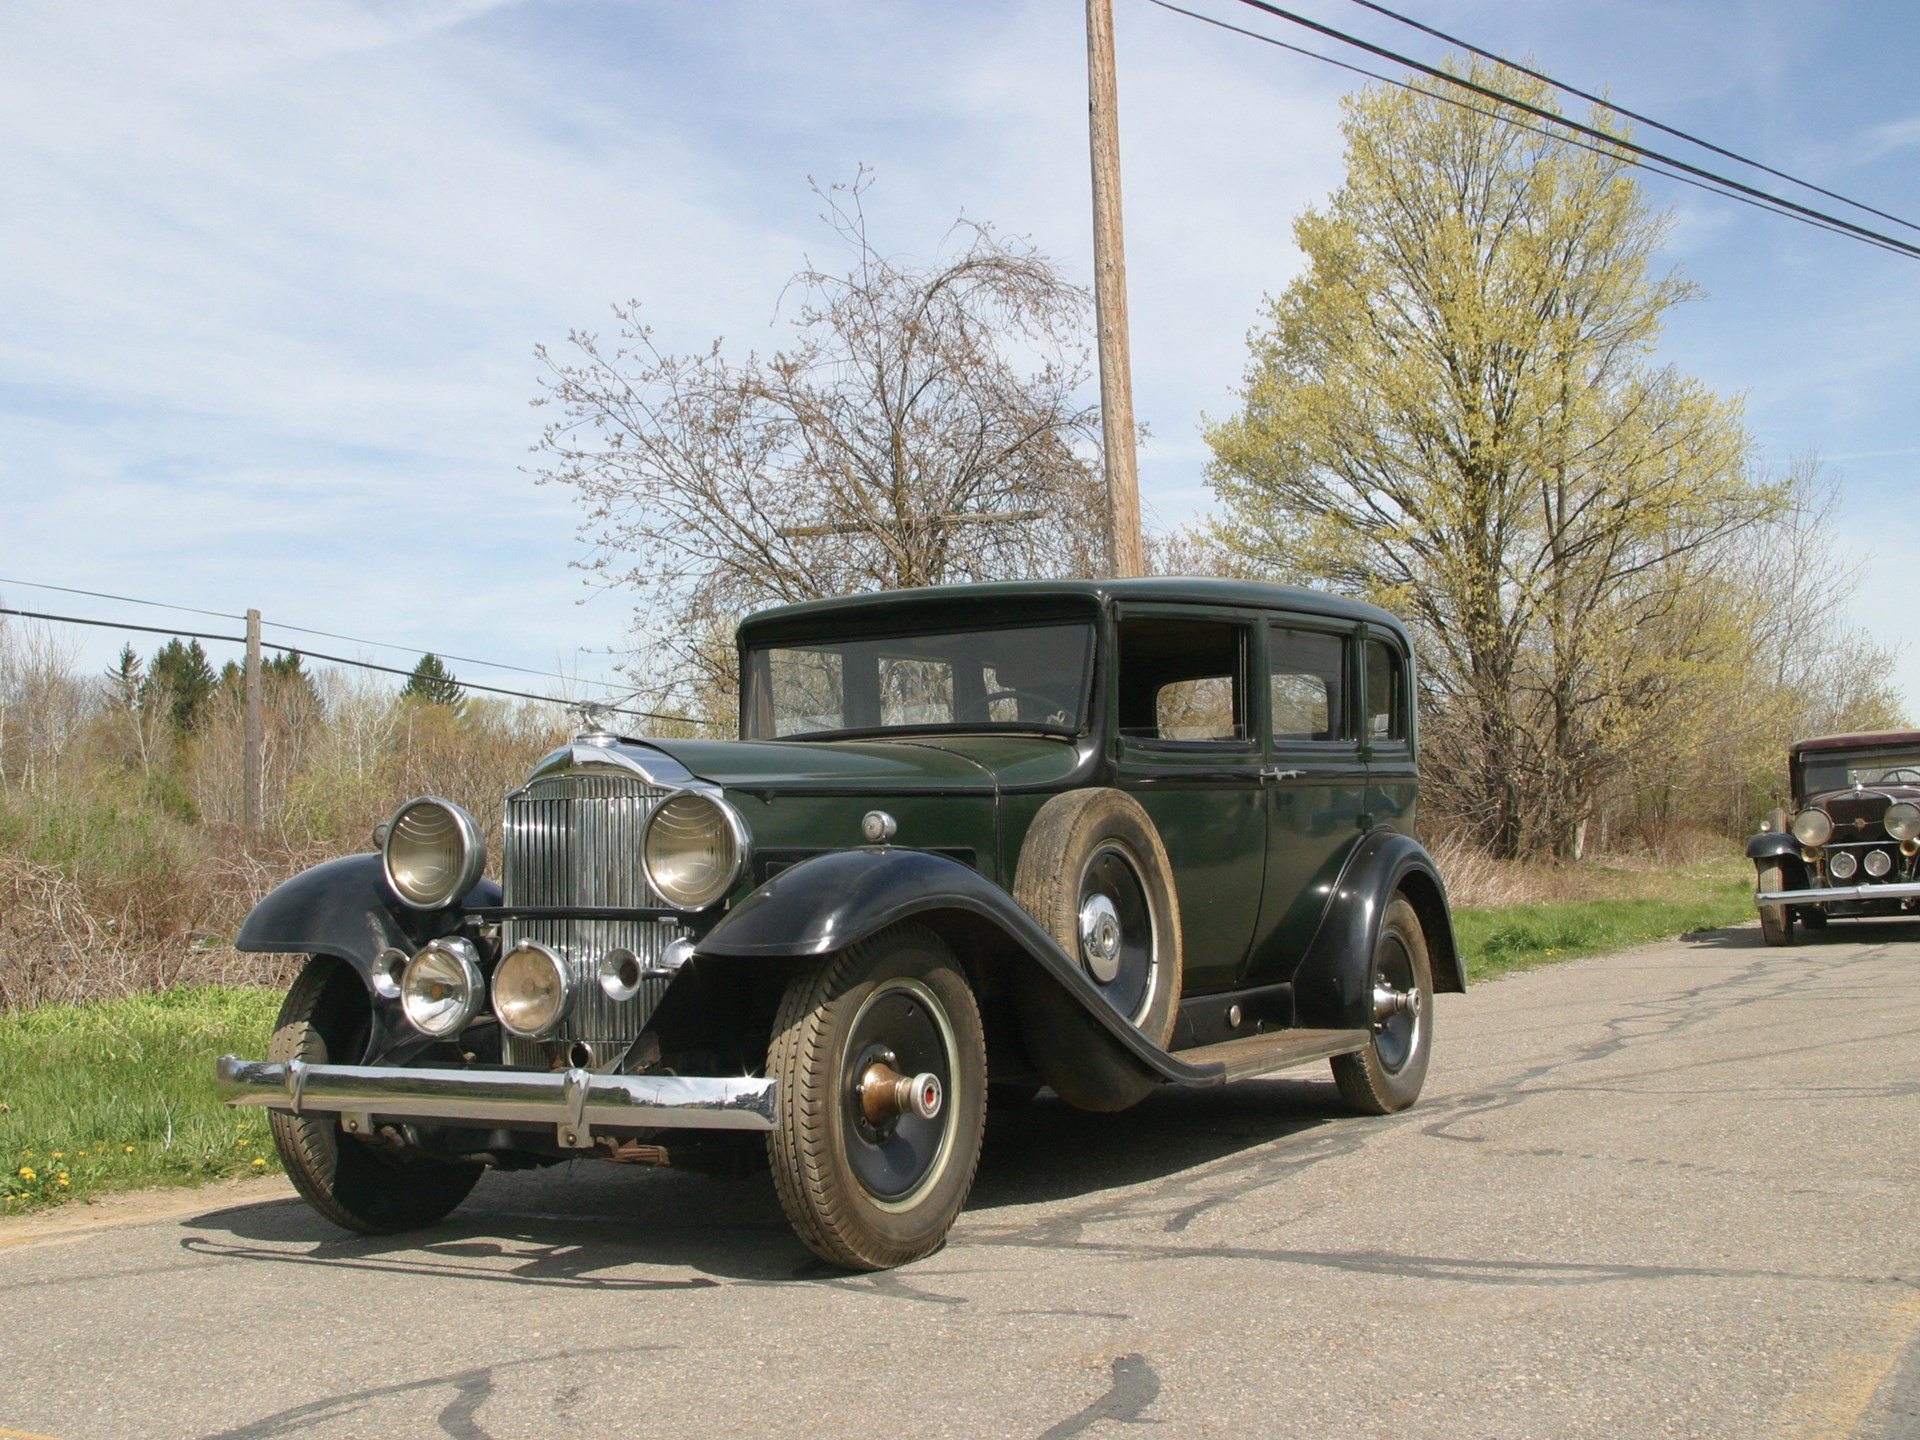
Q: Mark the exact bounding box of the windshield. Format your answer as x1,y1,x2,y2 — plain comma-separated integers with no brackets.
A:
745,622,1095,740
1801,747,1920,792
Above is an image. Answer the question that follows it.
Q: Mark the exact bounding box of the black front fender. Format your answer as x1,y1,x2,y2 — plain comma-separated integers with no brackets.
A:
236,853,500,993
696,848,1222,1086
1292,829,1463,1031
1746,831,1802,863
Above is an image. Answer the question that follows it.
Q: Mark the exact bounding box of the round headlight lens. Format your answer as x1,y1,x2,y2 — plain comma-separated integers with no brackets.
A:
1790,808,1834,848
1829,849,1858,880
643,792,745,910
1884,801,1920,843
1864,848,1894,878
383,798,485,910
491,942,571,1037
401,938,483,1038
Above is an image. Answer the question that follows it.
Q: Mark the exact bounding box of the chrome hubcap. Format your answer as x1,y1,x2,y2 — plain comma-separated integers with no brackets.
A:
1078,893,1124,983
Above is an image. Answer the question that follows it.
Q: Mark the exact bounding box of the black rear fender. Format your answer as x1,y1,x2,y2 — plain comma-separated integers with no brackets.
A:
1292,830,1463,1032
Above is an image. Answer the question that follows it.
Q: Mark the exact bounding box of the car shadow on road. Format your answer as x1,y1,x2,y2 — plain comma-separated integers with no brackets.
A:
175,1074,1351,1285
1677,917,1920,949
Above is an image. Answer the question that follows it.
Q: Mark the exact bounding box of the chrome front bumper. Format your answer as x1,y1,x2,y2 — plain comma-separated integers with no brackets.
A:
1755,880,1920,905
216,1055,778,1149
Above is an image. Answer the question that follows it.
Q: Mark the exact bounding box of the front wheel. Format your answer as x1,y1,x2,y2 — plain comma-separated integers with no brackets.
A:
1757,862,1795,947
765,924,987,1271
268,958,483,1234
1330,895,1434,1115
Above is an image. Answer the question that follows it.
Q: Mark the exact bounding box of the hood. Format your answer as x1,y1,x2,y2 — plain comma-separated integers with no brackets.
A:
630,733,1086,794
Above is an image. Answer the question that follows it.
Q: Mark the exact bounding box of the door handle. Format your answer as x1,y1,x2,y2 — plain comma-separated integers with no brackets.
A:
1260,767,1305,784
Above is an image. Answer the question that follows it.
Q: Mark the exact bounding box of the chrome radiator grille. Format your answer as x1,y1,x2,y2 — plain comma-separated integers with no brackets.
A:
500,770,688,1067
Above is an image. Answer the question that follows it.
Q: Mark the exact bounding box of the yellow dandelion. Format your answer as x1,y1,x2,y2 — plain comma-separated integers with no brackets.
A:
53,1152,64,1160
57,1178,69,1189
77,1150,87,1158
250,1157,267,1170
18,1167,36,1181
123,1145,135,1153
237,1138,250,1148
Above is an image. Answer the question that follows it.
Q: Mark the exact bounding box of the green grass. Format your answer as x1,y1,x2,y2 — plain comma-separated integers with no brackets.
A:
1454,869,1755,980
0,986,285,1215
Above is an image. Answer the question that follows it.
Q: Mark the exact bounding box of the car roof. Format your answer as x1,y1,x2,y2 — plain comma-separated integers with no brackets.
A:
738,577,1411,646
1790,729,1920,756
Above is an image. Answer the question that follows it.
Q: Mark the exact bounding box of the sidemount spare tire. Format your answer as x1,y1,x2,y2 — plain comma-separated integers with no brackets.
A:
1010,788,1183,1112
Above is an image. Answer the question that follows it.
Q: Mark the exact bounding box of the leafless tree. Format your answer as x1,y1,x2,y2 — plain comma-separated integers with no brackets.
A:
533,172,1108,723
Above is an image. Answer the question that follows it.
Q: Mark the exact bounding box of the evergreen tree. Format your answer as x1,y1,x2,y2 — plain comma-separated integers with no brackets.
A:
143,638,217,732
401,652,464,708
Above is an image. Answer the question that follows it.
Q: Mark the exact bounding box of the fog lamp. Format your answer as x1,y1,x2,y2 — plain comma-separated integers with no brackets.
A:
491,942,571,1037
1864,848,1894,878
401,938,484,1038
1829,850,1857,880
1790,808,1834,848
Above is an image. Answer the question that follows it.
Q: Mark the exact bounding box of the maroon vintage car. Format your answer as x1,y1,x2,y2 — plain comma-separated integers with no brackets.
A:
1748,729,1920,945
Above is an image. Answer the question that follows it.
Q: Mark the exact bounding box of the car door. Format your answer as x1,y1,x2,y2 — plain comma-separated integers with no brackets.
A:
1111,607,1267,995
1242,615,1368,985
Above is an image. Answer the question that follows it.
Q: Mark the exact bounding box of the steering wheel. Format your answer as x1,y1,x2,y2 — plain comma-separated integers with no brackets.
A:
1874,767,1920,784
957,689,1060,721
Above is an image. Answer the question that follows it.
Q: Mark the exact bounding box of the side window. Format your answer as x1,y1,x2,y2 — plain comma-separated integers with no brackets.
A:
1117,617,1249,744
1364,638,1406,743
1268,627,1348,743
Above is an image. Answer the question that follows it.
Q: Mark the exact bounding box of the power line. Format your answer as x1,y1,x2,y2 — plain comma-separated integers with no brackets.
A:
1145,1,1919,258
0,575,241,622
0,606,709,729
0,572,644,698
1339,0,1920,237
1172,0,1920,261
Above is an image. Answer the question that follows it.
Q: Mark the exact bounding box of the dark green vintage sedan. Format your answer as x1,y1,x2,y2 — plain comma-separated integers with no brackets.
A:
219,579,1463,1269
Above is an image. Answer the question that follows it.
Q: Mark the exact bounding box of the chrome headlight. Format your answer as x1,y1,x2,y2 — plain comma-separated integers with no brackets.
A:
1829,849,1857,880
642,791,747,910
492,941,572,1038
1790,808,1834,848
382,798,486,910
401,938,483,1038
1884,801,1920,843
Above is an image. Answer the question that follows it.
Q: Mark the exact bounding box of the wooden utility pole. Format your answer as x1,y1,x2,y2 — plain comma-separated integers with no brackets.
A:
1086,0,1144,578
243,607,262,837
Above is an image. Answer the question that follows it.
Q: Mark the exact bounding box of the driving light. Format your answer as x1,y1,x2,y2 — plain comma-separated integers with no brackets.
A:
1864,848,1893,878
1829,850,1857,880
491,941,571,1037
1790,808,1834,848
643,792,747,910
1885,801,1920,844
401,938,483,1038
383,798,485,910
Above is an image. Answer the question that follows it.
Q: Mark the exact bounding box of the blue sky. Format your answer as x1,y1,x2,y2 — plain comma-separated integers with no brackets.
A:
2,0,1915,713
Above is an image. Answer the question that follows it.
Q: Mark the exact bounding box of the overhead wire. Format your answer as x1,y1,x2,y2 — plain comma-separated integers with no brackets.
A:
1144,0,1920,258
1338,0,1920,236
1220,0,1920,258
0,572,646,698
0,605,709,729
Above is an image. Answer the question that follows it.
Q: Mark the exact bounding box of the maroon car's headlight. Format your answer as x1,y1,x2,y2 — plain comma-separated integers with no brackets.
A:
1790,808,1834,848
1885,802,1920,844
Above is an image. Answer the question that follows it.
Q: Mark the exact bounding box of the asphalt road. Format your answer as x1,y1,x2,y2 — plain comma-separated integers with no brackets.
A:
3,920,1917,1440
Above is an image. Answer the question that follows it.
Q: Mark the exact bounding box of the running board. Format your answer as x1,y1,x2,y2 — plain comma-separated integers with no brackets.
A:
1170,1027,1371,1082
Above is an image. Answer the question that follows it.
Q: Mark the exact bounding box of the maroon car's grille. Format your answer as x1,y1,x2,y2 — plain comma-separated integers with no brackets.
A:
1824,793,1890,836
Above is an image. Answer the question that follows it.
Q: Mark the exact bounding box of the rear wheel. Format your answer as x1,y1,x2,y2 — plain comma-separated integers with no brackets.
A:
765,924,986,1271
268,958,483,1234
1330,896,1434,1115
1757,862,1794,947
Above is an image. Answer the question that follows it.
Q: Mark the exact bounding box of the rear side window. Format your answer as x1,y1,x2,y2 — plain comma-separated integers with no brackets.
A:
1364,638,1406,743
1269,628,1348,742
1117,618,1250,744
